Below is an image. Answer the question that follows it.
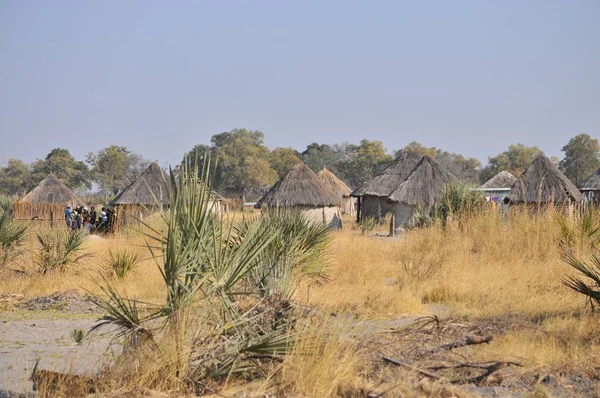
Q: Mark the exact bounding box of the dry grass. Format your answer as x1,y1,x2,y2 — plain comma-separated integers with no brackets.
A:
2,206,600,396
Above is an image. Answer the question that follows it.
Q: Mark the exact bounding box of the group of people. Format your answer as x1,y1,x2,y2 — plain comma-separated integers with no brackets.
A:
64,204,111,233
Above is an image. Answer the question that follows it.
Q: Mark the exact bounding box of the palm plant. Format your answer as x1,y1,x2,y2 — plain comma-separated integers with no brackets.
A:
557,206,600,253
563,253,600,310
91,157,314,392
233,207,331,299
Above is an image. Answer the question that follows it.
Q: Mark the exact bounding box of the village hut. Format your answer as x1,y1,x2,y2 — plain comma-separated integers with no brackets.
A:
255,162,343,228
387,155,456,229
474,171,517,202
506,155,585,205
13,174,85,223
351,151,422,222
109,162,171,227
579,169,600,204
317,166,355,215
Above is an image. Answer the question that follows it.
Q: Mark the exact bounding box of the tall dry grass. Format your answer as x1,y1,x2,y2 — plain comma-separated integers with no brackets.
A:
3,205,600,395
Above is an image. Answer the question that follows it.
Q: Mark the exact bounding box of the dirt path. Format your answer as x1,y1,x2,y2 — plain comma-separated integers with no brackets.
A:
0,318,118,394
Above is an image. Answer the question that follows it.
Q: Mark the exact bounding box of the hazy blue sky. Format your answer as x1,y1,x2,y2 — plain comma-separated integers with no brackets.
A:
1,1,598,167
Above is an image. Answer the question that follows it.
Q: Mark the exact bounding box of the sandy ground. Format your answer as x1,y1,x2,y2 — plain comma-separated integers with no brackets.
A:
0,318,119,394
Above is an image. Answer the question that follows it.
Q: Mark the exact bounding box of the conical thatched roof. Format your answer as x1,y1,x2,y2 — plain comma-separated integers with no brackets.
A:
506,155,585,204
17,174,85,206
579,169,600,191
110,162,170,206
317,167,352,197
256,162,342,208
388,156,455,205
351,151,422,197
480,171,517,190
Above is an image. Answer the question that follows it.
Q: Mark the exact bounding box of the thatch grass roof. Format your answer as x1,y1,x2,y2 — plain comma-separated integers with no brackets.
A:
506,155,585,204
110,162,171,206
317,167,352,197
579,169,600,191
351,151,422,197
16,174,85,206
480,171,517,190
256,162,342,208
388,156,455,205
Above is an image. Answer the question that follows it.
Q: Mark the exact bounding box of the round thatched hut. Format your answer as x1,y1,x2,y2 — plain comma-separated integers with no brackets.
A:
579,168,600,204
387,155,455,229
255,162,342,228
13,174,85,222
506,155,584,205
317,166,355,215
475,171,517,201
109,162,171,228
351,151,422,222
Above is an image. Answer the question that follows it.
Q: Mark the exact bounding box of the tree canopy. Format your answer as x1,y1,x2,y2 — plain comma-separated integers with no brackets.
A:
559,134,600,185
480,144,544,183
86,145,151,196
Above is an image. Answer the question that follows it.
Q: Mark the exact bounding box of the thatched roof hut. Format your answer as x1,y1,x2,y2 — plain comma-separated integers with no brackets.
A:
579,169,600,191
110,162,170,206
317,166,355,215
351,151,422,197
256,162,341,208
480,171,517,190
388,155,456,206
13,174,85,221
506,155,584,204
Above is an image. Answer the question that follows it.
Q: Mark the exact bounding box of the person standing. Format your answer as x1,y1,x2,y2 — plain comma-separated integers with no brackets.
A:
65,204,72,229
89,206,97,225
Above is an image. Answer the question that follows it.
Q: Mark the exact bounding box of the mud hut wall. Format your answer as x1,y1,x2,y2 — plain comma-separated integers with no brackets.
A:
298,205,342,229
361,195,394,221
342,197,356,216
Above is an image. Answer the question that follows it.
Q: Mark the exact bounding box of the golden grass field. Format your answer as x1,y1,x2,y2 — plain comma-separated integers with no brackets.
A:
1,208,600,396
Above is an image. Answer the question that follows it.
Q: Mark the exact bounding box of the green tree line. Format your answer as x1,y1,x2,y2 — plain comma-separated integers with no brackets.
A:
1,130,598,201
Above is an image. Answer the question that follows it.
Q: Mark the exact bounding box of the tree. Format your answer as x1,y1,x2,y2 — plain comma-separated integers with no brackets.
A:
270,147,301,177
480,144,544,183
559,134,600,185
395,142,482,182
301,143,343,175
0,159,33,197
212,129,277,201
86,146,151,196
337,140,393,188
31,148,91,191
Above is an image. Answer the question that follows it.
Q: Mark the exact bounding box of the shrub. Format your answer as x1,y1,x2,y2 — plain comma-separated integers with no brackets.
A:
91,157,318,393
35,229,90,273
563,253,600,310
433,182,485,226
360,217,377,235
71,329,86,344
103,248,139,279
0,197,28,265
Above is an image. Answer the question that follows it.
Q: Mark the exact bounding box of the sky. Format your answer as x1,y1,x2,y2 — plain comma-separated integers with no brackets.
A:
1,1,599,168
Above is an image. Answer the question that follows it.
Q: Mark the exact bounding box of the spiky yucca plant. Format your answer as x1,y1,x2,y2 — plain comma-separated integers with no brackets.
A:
557,206,600,253
563,253,600,310
0,197,28,265
92,157,316,393
103,248,139,279
433,182,484,226
35,229,90,273
233,207,331,299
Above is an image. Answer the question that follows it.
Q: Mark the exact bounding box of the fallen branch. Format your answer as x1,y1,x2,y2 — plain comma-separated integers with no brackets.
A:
427,335,493,355
382,357,441,380
451,361,522,385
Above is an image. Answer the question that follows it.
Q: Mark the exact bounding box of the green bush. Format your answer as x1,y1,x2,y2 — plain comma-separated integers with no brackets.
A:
70,329,86,344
